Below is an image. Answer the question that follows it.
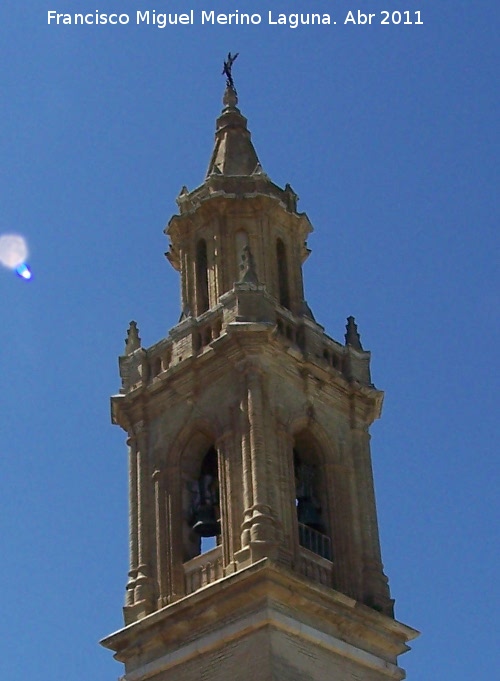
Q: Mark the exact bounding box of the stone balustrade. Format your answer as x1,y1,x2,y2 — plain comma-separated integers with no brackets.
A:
183,545,224,596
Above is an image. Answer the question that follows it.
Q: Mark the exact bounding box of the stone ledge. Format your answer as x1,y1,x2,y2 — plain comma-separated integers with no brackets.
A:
101,559,418,673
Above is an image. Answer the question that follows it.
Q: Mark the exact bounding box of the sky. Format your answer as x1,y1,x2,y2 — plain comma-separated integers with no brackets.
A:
0,1,498,679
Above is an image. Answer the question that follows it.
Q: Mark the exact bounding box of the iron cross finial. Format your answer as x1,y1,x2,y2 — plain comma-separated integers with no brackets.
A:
222,52,239,92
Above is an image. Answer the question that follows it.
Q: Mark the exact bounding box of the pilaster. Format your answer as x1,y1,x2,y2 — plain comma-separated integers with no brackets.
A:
153,469,168,608
236,358,278,566
125,434,138,607
123,421,155,623
350,414,393,615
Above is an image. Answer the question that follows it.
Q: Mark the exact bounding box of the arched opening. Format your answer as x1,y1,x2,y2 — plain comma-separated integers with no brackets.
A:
196,238,209,315
293,434,331,560
185,444,221,560
276,238,290,309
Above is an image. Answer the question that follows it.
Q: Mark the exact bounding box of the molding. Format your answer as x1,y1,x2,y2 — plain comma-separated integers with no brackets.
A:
123,606,405,681
102,560,418,664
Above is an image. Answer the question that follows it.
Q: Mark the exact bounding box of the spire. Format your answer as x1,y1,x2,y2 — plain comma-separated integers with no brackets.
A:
173,56,301,215
167,58,314,319
206,86,262,178
345,316,364,351
124,321,141,355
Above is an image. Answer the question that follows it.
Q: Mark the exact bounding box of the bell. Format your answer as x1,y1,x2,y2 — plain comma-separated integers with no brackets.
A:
192,505,220,537
297,498,322,531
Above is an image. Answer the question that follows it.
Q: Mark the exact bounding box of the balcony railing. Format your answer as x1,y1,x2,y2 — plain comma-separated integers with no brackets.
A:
298,523,332,561
298,524,333,588
275,310,345,377
183,545,223,596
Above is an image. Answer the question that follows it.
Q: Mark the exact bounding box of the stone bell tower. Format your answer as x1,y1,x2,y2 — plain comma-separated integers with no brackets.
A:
101,76,418,680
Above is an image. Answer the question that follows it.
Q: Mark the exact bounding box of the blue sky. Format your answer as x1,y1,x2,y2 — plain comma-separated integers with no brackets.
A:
0,1,498,679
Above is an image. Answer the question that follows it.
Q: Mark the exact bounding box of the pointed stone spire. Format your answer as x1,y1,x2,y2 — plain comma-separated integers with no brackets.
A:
124,321,141,355
206,86,261,178
345,316,363,351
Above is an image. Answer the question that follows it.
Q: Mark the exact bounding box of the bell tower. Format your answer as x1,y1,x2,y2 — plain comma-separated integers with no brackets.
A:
101,74,418,681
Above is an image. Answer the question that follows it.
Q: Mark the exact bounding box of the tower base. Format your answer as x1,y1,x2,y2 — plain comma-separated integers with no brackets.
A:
101,560,418,681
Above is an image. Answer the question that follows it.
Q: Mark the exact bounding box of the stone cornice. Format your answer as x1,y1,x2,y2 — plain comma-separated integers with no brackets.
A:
101,559,418,672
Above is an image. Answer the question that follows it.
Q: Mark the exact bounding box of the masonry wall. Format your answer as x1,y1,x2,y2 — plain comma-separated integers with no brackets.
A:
136,625,399,681
153,627,273,681
270,629,395,681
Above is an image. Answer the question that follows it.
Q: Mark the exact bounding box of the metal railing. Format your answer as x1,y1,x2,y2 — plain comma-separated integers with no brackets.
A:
298,522,332,561
298,523,333,587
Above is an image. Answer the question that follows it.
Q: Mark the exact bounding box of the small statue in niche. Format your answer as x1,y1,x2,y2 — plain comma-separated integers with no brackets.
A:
238,244,259,284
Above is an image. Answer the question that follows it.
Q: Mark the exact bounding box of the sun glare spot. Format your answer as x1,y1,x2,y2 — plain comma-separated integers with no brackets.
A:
0,234,28,269
0,234,32,280
15,263,32,280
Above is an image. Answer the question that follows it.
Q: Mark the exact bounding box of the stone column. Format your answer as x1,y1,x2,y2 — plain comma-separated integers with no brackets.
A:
179,244,188,314
226,404,242,566
240,383,253,549
125,434,138,607
216,431,233,568
276,426,295,566
236,360,277,564
153,469,168,608
326,461,360,597
166,463,185,601
212,216,222,302
183,240,195,316
351,421,393,615
133,421,155,610
246,363,276,551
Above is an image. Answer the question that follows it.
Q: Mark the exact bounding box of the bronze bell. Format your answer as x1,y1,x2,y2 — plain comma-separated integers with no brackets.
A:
297,498,322,531
192,504,220,537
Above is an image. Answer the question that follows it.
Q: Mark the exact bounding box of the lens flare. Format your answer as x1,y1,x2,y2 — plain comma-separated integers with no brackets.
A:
0,234,33,280
0,234,28,269
15,263,32,280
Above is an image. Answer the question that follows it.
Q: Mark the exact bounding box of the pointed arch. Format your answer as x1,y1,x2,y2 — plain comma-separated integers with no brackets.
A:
287,417,344,563
292,429,330,558
167,415,223,470
288,412,341,466
180,430,220,561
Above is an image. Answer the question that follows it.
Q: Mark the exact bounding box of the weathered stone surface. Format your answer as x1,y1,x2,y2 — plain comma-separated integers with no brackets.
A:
103,86,418,680
101,561,417,681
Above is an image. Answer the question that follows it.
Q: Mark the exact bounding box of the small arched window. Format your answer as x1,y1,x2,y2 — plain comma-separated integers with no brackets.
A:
196,239,209,315
276,238,290,309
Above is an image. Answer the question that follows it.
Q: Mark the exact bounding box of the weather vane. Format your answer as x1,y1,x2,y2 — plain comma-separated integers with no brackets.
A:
222,52,239,93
